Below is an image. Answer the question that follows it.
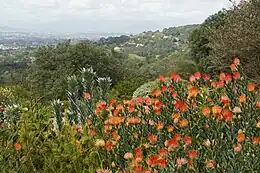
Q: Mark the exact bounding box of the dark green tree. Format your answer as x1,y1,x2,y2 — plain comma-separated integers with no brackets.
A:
26,41,124,99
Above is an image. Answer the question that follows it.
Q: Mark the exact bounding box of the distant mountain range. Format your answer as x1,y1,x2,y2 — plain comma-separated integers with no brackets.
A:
0,26,26,32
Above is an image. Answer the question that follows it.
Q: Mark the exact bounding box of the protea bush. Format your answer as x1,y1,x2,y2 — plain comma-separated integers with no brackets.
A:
1,58,260,173
52,58,260,173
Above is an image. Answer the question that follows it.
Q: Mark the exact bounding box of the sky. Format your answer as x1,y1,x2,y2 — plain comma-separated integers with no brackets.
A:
0,0,235,33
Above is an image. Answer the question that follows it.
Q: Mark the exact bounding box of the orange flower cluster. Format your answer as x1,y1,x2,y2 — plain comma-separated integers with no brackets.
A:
89,57,260,172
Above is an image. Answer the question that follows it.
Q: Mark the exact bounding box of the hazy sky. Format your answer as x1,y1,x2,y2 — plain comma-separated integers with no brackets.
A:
1,0,235,33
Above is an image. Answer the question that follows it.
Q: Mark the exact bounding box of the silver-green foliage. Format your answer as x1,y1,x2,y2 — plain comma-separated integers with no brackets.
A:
52,67,112,129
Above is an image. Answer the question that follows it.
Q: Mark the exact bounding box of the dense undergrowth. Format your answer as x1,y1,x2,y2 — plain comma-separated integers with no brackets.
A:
0,58,260,173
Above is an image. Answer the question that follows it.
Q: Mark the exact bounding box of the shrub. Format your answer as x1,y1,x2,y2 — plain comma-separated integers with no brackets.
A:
1,58,260,173
54,57,259,172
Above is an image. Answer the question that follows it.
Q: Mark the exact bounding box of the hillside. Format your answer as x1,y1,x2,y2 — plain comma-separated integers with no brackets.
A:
98,24,200,58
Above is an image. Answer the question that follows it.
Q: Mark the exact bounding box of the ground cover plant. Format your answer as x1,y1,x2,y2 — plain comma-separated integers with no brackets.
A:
0,57,260,173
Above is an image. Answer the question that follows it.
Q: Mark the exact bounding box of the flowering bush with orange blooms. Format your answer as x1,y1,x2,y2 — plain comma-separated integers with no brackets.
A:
79,57,260,172
1,58,260,173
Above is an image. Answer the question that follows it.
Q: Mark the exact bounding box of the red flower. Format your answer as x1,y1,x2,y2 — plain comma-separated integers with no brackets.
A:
135,148,143,157
233,72,241,80
183,136,192,146
188,150,197,159
221,95,230,105
14,142,22,151
167,139,179,149
202,74,210,81
223,109,233,121
146,155,159,167
169,73,181,82
233,57,240,65
194,72,201,79
175,101,188,111
161,86,167,92
174,133,182,141
157,159,167,168
216,81,224,88
224,73,232,83
158,148,168,157
133,165,143,172
158,75,165,82
253,137,260,145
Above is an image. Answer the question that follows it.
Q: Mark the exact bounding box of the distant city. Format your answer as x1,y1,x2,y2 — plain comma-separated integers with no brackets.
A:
0,26,129,50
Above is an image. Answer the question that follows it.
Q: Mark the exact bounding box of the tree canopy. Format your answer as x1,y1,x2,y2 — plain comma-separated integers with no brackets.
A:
26,41,124,99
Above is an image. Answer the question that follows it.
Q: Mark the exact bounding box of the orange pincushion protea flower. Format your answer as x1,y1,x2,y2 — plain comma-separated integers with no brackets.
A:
107,116,125,125
230,63,237,71
202,74,210,81
219,72,226,81
187,86,199,99
253,137,260,145
156,122,164,130
176,158,187,168
206,160,216,168
88,129,97,136
194,72,201,79
233,72,241,80
179,119,189,128
175,101,188,111
133,165,144,172
167,125,174,132
202,106,211,117
212,105,222,115
223,109,233,121
158,148,168,158
165,138,179,149
14,142,22,151
188,150,197,159
237,130,246,143
105,141,114,151
157,75,165,82
247,83,255,92
148,134,158,145
152,89,162,97
169,73,181,82
111,131,120,141
221,95,230,105
172,113,181,119
183,136,192,146
239,94,247,104
174,133,182,141
127,117,141,125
